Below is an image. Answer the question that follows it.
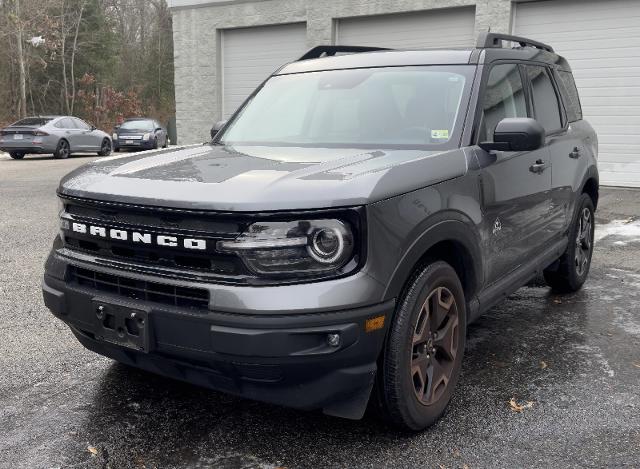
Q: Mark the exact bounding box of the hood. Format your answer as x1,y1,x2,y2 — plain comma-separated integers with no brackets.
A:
58,144,469,211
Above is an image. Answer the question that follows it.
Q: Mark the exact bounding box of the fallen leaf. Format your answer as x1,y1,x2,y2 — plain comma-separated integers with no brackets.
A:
540,361,548,369
633,362,640,369
87,446,98,456
509,398,534,412
553,298,562,304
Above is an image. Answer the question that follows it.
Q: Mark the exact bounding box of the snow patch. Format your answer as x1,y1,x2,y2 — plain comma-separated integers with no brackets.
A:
595,219,640,245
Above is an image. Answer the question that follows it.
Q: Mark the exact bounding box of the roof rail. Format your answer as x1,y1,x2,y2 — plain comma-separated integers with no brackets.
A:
298,45,390,61
476,32,554,53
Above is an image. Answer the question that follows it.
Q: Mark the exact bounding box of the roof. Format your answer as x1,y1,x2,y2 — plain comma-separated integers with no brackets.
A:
278,49,475,74
277,33,570,75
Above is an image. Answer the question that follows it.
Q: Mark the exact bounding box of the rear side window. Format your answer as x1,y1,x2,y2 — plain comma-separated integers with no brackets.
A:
59,118,76,129
525,65,563,132
480,63,527,141
556,71,583,122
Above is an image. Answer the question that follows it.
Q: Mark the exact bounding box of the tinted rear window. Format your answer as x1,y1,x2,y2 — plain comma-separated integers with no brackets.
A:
12,117,53,126
525,65,563,132
556,71,583,122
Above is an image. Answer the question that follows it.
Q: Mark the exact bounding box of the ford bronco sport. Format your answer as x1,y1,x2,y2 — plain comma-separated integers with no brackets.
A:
43,33,598,431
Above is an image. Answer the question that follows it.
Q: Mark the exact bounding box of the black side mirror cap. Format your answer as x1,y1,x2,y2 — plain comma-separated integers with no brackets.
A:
210,120,227,140
479,117,545,152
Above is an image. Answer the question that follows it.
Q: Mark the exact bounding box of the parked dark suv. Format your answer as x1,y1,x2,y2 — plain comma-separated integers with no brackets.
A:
43,34,598,431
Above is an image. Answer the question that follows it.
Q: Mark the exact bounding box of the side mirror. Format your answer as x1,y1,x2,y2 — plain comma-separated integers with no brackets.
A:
90,125,96,131
210,120,227,139
479,118,545,152
114,125,120,130
156,127,163,132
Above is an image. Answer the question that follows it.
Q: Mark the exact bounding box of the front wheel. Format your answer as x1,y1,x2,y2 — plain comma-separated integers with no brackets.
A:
97,138,112,156
9,152,25,160
377,261,466,431
543,193,595,292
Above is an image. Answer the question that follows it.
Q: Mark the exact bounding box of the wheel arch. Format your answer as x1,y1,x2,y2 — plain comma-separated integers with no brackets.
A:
580,167,599,210
383,216,484,314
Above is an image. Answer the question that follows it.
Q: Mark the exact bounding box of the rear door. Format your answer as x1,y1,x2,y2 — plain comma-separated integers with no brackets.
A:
58,118,81,150
476,63,554,285
72,118,98,151
523,64,587,235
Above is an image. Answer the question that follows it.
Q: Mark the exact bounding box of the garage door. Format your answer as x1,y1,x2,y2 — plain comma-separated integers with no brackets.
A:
222,23,307,118
336,7,475,49
514,0,640,187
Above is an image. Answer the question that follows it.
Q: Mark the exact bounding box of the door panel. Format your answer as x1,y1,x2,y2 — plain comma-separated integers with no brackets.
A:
476,63,553,285
59,118,80,151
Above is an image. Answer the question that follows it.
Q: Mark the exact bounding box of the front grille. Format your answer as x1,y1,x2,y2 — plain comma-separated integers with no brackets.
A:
70,266,209,309
60,197,251,282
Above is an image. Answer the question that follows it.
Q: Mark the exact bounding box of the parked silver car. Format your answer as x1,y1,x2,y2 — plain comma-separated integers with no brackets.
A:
0,116,112,160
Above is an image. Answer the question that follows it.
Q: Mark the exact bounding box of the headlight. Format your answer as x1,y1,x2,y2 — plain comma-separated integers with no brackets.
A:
112,133,118,140
142,133,151,141
218,219,357,277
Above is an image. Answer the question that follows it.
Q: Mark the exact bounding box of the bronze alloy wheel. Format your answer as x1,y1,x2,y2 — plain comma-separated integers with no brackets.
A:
575,207,592,277
410,286,459,405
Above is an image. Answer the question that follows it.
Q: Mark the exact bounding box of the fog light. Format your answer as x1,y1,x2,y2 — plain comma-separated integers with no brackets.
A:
327,333,340,347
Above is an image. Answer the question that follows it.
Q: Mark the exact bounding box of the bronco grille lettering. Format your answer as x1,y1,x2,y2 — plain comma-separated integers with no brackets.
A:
69,221,208,250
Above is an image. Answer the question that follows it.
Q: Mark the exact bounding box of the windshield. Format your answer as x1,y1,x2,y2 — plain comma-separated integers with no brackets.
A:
219,66,473,149
120,120,154,131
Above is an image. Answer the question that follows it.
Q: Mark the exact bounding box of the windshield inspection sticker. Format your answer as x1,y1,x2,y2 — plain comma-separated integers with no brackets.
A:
431,129,449,139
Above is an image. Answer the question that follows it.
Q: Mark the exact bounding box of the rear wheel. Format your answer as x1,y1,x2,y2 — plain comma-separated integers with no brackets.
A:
9,152,25,160
97,138,112,156
53,139,70,159
152,137,158,150
543,193,595,292
378,261,466,431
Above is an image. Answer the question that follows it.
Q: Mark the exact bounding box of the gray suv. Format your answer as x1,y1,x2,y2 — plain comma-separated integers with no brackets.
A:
43,33,598,431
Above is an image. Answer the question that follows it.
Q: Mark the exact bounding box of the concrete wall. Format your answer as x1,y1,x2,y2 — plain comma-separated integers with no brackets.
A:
170,0,513,144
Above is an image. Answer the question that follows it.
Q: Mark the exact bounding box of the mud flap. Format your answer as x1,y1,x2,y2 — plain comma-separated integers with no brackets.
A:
322,366,377,420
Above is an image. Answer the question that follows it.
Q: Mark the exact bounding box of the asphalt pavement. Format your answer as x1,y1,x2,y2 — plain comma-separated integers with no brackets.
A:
1,152,639,468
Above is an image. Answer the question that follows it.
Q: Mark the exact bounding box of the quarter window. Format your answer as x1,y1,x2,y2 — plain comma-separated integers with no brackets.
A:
480,64,527,142
525,65,563,132
556,71,582,122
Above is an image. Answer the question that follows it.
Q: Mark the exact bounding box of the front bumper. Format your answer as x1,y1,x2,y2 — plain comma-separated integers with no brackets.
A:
43,252,394,419
114,139,155,150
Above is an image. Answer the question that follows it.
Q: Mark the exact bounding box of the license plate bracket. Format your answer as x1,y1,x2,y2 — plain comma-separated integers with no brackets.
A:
125,140,133,145
13,134,23,140
92,300,150,352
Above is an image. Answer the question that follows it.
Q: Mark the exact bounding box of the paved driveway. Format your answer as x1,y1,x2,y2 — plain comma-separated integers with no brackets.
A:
0,153,638,468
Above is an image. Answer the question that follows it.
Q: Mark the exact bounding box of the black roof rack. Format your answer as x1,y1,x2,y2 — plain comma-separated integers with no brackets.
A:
298,45,391,61
476,32,554,53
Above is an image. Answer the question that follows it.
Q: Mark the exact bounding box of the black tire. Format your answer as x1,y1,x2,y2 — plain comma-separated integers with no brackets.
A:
53,139,70,159
162,137,168,149
9,152,25,160
378,261,466,431
152,137,158,150
543,193,595,292
97,138,112,157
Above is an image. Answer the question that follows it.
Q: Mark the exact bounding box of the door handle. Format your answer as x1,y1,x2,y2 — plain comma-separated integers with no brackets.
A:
529,159,547,174
569,147,581,159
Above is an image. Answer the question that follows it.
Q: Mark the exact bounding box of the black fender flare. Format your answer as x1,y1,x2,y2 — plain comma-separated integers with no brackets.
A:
382,211,484,306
